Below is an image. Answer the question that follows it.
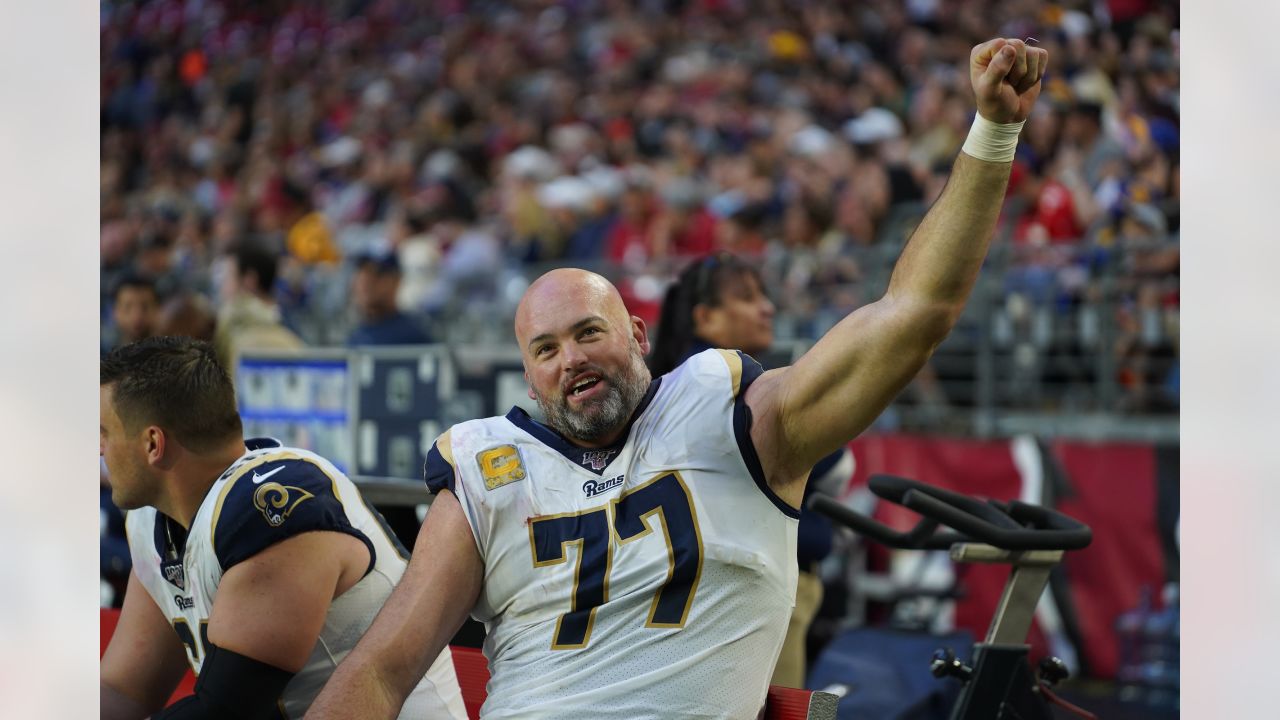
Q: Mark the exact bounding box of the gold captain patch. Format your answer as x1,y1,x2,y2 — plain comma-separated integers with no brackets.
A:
253,482,315,527
477,445,527,490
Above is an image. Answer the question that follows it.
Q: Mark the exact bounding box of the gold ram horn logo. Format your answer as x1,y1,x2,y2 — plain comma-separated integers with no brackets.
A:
253,482,315,527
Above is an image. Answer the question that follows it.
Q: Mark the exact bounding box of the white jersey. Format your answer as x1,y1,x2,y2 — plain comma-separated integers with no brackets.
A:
425,349,799,719
126,438,466,720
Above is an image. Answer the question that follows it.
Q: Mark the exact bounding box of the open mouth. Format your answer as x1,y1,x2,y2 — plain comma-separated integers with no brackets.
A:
566,374,604,400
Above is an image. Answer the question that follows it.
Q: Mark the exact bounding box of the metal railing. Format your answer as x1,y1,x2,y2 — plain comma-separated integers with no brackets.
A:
277,230,1179,442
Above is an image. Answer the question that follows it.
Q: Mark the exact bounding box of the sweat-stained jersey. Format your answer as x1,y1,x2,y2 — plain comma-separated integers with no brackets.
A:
126,438,466,720
425,349,800,719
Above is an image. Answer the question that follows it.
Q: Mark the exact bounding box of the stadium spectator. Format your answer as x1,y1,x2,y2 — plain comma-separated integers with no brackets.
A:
651,176,718,259
212,241,305,370
347,251,432,347
103,275,161,355
157,292,218,342
604,167,663,270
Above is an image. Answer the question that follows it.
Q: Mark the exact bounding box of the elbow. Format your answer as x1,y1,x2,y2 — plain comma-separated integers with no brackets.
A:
904,298,962,351
883,281,964,334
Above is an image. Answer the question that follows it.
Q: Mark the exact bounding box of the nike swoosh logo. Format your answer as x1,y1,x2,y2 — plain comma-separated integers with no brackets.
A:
251,466,286,484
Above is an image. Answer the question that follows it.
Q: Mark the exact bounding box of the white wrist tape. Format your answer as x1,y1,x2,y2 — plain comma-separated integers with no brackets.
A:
961,114,1025,163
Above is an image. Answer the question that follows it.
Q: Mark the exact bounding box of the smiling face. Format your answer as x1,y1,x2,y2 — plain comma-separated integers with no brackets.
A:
516,269,652,447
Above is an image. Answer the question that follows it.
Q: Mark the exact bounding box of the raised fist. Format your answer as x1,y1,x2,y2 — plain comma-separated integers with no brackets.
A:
970,38,1048,124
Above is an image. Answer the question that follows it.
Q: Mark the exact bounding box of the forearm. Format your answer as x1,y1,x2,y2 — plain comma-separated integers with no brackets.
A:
306,649,406,719
101,681,154,720
887,150,1012,320
309,490,481,719
757,142,1018,483
307,595,452,719
101,573,190,720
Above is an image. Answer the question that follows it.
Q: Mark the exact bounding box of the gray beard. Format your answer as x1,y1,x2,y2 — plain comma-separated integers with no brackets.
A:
535,354,650,445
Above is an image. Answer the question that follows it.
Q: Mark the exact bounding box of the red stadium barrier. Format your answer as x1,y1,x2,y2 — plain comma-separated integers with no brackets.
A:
844,433,1172,679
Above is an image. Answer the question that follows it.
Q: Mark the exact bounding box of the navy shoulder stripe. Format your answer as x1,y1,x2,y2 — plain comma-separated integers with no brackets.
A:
211,455,375,573
424,430,457,495
724,350,800,519
737,350,765,393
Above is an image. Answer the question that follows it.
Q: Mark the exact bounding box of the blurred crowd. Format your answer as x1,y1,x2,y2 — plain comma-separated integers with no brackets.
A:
100,0,1179,413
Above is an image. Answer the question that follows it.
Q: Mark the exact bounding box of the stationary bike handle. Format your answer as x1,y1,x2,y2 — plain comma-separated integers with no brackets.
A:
809,474,1092,551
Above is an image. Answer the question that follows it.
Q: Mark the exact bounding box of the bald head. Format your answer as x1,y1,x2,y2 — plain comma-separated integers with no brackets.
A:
515,268,633,354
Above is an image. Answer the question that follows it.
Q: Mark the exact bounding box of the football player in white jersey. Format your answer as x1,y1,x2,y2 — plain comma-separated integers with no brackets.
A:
99,337,466,720
309,37,1048,719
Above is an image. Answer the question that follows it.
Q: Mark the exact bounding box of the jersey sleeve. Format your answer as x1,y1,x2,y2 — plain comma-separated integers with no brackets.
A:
423,429,458,495
421,426,488,564
709,348,765,399
211,458,375,574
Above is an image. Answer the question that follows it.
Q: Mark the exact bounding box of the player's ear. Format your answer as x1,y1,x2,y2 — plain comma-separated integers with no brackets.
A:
630,315,650,355
144,425,168,467
525,371,537,401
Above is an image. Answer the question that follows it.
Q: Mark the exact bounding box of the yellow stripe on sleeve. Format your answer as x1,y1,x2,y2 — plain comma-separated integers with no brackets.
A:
714,348,744,397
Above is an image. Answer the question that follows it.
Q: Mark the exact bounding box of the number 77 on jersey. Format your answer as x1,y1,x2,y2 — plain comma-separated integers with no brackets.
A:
529,472,702,650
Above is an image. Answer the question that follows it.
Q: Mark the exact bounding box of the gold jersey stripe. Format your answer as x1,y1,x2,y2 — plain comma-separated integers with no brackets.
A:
714,348,743,397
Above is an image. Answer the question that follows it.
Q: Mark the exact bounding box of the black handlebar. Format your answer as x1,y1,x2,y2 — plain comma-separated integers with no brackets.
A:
809,474,1092,551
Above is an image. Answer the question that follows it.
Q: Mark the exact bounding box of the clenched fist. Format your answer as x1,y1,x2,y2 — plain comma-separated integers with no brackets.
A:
970,38,1048,124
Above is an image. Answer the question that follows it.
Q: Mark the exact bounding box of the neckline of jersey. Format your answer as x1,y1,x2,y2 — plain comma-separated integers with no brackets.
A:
503,377,663,475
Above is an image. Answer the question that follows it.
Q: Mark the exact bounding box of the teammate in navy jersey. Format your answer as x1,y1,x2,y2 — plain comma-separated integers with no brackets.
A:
100,337,464,720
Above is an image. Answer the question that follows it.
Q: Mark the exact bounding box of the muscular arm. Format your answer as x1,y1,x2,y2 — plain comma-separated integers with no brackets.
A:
206,530,370,672
306,489,484,719
101,571,191,720
749,154,1011,490
137,531,368,720
748,38,1047,504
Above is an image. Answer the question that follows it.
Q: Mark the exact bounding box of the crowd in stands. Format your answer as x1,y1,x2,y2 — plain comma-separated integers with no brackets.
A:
100,0,1179,413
